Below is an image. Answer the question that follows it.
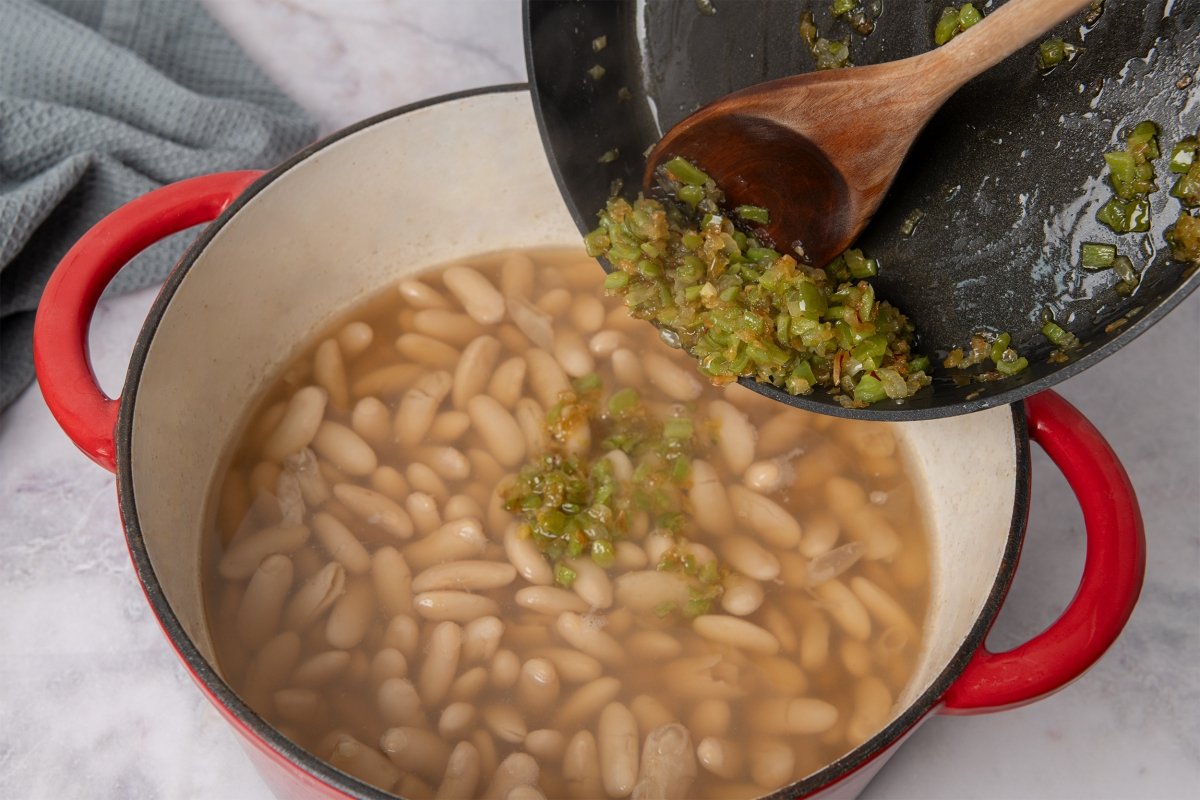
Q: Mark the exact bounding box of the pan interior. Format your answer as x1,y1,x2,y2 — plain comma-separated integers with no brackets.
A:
526,0,1200,416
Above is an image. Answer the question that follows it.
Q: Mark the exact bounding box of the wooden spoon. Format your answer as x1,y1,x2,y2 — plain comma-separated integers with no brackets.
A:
644,0,1094,267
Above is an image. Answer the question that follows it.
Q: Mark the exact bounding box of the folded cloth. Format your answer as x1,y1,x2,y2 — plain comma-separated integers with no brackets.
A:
0,0,316,410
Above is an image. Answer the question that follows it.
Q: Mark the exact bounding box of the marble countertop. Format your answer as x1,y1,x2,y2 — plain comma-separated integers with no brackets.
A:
1,1,1197,798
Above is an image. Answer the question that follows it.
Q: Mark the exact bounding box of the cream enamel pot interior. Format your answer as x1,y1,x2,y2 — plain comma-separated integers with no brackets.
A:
33,87,1145,800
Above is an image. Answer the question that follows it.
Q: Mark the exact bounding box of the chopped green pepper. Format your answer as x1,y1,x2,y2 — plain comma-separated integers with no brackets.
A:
935,4,983,46
1080,242,1117,269
586,157,930,408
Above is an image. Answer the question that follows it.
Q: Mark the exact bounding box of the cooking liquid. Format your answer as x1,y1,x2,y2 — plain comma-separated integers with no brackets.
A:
203,248,931,799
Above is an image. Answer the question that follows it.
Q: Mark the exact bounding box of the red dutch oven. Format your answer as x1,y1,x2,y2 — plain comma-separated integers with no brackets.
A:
32,87,1144,799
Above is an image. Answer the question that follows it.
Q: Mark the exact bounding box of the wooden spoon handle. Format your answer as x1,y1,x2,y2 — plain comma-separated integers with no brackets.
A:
931,0,1095,92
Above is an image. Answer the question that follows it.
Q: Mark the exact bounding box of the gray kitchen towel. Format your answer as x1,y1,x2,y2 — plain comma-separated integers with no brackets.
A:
0,0,317,410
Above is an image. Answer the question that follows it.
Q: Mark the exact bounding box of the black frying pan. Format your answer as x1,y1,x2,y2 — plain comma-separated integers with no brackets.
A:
524,0,1200,420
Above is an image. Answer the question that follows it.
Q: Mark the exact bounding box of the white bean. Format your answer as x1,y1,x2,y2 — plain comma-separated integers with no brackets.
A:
501,252,535,298
749,739,794,790
351,397,391,448
377,677,423,726
688,460,734,537
453,335,502,409
370,648,409,687
728,485,803,548
847,676,894,746
382,614,420,660
799,511,841,558
531,648,603,684
613,571,690,614
565,557,613,609
556,612,624,665
743,460,787,494
598,701,639,798
524,729,566,762
235,554,293,647
263,386,327,462
563,731,605,800
312,512,371,575
324,580,373,649
483,703,528,744
633,723,696,800
719,574,764,616
708,400,756,474
628,695,676,739
405,518,487,572
273,688,323,725
644,352,702,401
394,370,453,446
718,536,781,581
588,330,625,358
396,333,460,368
293,650,351,688
437,702,477,742
418,621,462,707
313,339,350,411
505,526,554,585
311,421,377,477
462,616,505,664
554,330,595,377
516,658,561,718
696,737,743,780
815,579,872,641
415,591,503,623
408,462,449,500
328,734,401,791
807,541,866,586
525,348,570,409
444,494,484,522
520,397,557,459
218,523,309,580
468,395,527,468
487,357,527,408
337,321,374,358
430,411,472,443
413,561,516,593
444,265,506,324
414,309,487,347
554,677,623,729
353,364,424,399
381,726,452,784
370,547,413,618
515,586,589,615
369,465,408,501
448,666,490,704
850,576,919,639
693,615,780,655
491,649,522,690
749,698,839,734
283,562,346,630
570,294,606,332
436,740,481,800
688,699,732,740
416,445,472,481
334,483,414,539
611,348,644,386
399,278,450,310
625,630,683,662
406,492,442,536
484,753,539,800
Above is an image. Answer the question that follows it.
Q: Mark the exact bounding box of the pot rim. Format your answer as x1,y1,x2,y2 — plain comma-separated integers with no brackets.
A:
113,84,1031,799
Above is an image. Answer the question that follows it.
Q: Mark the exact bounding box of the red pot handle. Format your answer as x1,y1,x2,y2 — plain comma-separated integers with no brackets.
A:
942,390,1145,714
33,171,264,473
